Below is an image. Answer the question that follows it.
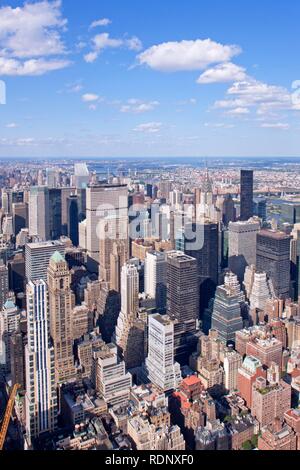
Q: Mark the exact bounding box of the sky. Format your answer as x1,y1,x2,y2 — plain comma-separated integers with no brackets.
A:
0,0,300,158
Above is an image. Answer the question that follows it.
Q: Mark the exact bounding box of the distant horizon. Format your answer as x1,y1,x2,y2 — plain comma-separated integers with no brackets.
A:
1,0,300,157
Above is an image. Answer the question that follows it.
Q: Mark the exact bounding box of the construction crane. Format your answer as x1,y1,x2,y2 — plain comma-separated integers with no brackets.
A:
0,383,20,451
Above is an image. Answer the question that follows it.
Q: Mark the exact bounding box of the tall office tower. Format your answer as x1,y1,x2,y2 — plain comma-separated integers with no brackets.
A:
211,272,244,344
0,300,20,374
146,184,153,198
228,218,260,283
115,263,145,368
167,252,199,363
28,186,50,241
25,240,65,282
86,183,128,273
67,194,79,247
93,343,132,407
48,188,62,240
98,200,129,291
0,260,9,309
240,170,254,221
290,223,300,301
1,190,10,214
46,168,57,188
12,202,28,237
25,281,57,445
223,350,243,393
74,163,90,189
222,194,236,227
196,169,216,222
185,221,219,318
144,251,167,311
47,252,75,385
170,189,183,208
256,229,292,299
159,180,172,200
2,215,14,240
61,188,74,236
244,265,275,312
144,314,182,392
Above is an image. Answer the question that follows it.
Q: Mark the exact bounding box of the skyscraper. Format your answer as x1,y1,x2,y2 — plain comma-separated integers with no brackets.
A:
86,183,128,273
47,251,75,385
0,299,20,374
167,251,199,363
144,251,167,311
67,194,79,247
25,280,57,444
228,218,260,283
240,170,254,221
28,186,50,241
25,240,65,283
256,229,292,299
185,221,219,317
144,314,182,392
0,260,9,310
115,263,145,369
211,272,244,344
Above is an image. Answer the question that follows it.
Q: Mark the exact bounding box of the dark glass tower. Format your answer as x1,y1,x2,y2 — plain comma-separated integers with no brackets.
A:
184,221,219,319
240,170,254,221
167,252,199,364
256,229,292,299
67,195,79,247
49,188,62,240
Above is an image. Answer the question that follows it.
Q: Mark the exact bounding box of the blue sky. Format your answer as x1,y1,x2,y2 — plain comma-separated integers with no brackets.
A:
0,0,300,158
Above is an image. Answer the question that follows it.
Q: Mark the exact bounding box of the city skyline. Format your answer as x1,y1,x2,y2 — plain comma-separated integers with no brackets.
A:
0,0,300,158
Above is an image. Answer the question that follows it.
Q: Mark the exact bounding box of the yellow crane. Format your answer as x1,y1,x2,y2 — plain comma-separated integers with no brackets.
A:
0,383,20,451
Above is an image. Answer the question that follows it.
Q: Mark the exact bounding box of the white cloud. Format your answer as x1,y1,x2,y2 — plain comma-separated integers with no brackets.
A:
120,99,159,114
0,57,71,76
133,122,162,133
197,62,246,84
84,33,142,63
82,93,100,102
226,107,250,115
89,18,111,29
260,122,290,130
126,36,143,51
5,122,18,128
204,122,235,129
0,0,70,76
137,38,241,72
84,51,99,63
213,77,299,121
